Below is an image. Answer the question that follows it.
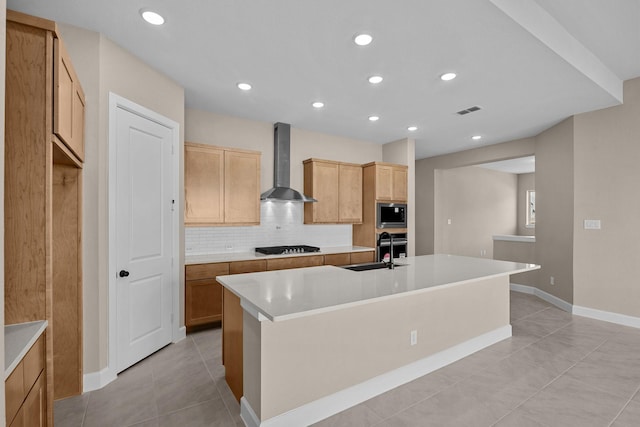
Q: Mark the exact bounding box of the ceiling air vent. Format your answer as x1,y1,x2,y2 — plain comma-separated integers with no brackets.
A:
456,106,482,115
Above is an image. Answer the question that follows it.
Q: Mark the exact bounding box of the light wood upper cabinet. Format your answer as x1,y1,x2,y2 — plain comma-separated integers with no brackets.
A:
184,142,261,226
224,150,261,224
53,37,85,161
368,162,408,202
303,159,362,224
185,144,224,224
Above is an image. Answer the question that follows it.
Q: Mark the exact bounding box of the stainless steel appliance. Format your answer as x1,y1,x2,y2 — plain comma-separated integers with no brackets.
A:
255,245,320,255
376,203,407,229
376,232,407,262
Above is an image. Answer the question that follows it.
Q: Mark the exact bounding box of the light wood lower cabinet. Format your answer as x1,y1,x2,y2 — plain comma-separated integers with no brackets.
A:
185,263,229,330
266,255,324,271
6,335,46,427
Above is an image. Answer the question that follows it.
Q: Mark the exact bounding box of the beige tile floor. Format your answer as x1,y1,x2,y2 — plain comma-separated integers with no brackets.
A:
54,292,640,426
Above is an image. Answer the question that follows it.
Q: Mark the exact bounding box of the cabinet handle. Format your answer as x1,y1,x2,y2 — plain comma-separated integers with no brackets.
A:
119,270,130,278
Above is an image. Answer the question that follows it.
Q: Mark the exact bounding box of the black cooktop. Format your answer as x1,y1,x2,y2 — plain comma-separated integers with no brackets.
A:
255,245,320,255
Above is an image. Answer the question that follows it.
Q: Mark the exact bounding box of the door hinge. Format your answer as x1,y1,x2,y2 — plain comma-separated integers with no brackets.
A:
171,199,175,211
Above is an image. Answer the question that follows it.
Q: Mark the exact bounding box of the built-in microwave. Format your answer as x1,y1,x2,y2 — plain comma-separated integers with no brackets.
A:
376,203,407,229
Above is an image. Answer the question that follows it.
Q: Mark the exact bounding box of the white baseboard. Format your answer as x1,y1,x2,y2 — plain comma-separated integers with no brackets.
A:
572,305,640,329
510,283,640,330
240,325,511,427
83,366,117,393
510,283,573,312
174,326,187,342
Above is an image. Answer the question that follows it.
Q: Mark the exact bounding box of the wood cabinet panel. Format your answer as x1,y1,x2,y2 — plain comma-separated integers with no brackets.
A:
266,255,324,271
23,373,46,427
304,159,362,224
6,363,24,426
222,288,243,402
392,167,408,202
185,263,229,281
323,253,351,266
229,260,266,275
184,143,224,225
375,165,393,200
186,279,223,326
53,37,84,161
304,160,339,223
350,251,375,264
224,150,261,224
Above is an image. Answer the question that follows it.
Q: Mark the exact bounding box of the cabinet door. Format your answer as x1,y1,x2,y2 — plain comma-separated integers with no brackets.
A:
184,143,224,225
53,37,85,161
304,161,339,223
224,150,260,224
392,167,408,201
22,373,46,427
185,279,223,327
338,164,362,223
375,165,393,200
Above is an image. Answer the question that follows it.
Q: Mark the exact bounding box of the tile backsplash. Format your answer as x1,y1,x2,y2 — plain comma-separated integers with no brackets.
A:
185,202,352,255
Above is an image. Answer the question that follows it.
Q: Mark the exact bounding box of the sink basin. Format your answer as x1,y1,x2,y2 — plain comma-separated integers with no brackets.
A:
342,262,406,272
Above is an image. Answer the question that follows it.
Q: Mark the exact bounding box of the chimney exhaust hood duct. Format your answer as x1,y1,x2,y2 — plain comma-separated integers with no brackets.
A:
260,122,317,202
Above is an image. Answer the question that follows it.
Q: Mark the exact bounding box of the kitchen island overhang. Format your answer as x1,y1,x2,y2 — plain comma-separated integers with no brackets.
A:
217,254,540,427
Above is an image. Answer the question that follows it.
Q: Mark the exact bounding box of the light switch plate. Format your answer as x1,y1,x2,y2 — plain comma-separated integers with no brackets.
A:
584,219,601,230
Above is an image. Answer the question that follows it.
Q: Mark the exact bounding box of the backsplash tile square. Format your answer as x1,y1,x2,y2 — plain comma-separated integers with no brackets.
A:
185,202,352,255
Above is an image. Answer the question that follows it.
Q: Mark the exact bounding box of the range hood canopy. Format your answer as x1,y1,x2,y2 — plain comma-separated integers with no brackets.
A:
260,122,317,203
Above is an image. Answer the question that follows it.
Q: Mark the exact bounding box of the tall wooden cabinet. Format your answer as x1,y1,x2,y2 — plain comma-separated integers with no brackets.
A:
184,142,261,226
5,10,85,424
303,158,363,224
353,162,408,249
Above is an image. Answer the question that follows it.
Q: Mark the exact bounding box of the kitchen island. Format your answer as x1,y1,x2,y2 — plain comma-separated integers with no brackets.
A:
217,254,539,427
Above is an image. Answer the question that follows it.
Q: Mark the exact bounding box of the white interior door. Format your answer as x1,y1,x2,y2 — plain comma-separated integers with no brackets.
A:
114,104,174,373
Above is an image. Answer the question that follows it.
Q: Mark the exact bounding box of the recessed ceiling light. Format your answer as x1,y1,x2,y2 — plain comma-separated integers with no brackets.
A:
368,115,379,122
408,126,418,132
312,101,324,109
237,82,252,91
354,33,373,46
471,135,482,140
368,75,383,84
440,72,457,81
140,9,165,25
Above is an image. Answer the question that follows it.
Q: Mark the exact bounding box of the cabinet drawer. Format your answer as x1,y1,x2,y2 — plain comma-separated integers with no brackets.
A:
185,263,229,280
323,253,351,266
266,255,324,271
350,251,375,264
229,260,266,275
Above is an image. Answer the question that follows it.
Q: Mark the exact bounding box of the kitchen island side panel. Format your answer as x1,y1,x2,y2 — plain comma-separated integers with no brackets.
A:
250,275,509,421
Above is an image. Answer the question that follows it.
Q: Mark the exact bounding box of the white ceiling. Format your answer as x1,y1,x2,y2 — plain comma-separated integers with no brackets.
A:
475,156,535,174
8,0,640,160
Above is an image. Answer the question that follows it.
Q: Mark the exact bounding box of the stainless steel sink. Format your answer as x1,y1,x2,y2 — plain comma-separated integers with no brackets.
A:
341,262,406,271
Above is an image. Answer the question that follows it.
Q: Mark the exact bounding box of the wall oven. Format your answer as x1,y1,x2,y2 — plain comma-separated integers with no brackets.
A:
376,232,408,262
376,203,407,229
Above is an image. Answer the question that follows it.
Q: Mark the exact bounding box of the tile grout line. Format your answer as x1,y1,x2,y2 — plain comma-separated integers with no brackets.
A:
607,384,640,427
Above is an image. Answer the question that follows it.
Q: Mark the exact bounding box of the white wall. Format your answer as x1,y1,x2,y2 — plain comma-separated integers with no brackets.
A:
434,166,518,258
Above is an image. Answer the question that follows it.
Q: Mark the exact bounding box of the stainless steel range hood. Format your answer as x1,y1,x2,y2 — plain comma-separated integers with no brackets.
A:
260,122,317,202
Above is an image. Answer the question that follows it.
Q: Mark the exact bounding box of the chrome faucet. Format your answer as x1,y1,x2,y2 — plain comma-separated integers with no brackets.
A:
378,232,394,269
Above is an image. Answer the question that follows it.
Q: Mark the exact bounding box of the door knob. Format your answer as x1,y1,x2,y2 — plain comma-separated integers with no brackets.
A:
119,270,130,278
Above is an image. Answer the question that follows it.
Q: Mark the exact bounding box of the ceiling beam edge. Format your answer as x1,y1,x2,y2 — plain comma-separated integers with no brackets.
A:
489,0,623,103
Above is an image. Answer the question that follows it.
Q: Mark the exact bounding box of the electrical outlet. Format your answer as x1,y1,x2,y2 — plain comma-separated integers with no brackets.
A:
550,276,555,285
410,330,418,346
447,219,452,225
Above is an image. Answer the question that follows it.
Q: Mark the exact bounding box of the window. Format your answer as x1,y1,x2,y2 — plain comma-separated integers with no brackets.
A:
526,190,536,227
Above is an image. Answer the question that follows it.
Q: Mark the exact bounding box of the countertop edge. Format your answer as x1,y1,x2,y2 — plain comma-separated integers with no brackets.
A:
185,246,376,265
5,320,48,379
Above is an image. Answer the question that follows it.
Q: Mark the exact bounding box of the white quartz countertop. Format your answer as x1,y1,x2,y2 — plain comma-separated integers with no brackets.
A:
5,320,47,379
217,254,540,322
185,246,375,265
493,235,536,243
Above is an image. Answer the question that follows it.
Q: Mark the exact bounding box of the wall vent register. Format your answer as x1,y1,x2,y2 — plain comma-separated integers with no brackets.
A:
255,245,320,255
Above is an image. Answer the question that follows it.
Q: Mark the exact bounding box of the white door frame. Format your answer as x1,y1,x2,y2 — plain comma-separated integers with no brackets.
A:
107,92,182,382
